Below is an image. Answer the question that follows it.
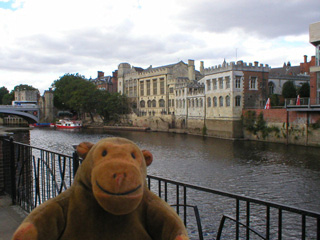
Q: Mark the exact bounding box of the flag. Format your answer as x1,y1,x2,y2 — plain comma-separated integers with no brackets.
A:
265,98,270,109
296,95,301,106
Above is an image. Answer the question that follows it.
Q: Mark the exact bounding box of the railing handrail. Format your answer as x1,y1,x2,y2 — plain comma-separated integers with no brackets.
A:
147,175,320,218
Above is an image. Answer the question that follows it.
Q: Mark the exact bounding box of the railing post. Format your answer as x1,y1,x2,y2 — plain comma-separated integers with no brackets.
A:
9,137,16,205
72,150,79,177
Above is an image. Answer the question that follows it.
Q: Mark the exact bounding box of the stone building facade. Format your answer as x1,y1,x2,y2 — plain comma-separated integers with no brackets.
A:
117,60,202,117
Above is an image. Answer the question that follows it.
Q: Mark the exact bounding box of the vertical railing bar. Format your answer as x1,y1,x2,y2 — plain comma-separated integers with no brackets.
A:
246,201,250,240
148,176,151,189
165,181,168,202
236,199,240,240
266,206,270,240
302,214,306,240
278,209,282,240
183,185,187,227
158,180,161,199
317,217,320,240
176,184,180,215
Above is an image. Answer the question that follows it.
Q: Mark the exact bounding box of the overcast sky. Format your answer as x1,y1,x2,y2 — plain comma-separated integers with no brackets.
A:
0,0,319,94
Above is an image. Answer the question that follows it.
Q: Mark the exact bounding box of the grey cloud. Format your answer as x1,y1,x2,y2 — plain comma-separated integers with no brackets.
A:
179,0,320,38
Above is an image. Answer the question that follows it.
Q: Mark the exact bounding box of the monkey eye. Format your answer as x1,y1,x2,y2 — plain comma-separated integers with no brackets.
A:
102,150,107,157
131,152,136,159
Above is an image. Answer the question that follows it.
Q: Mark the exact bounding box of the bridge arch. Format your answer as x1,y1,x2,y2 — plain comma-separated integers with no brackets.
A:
0,108,40,123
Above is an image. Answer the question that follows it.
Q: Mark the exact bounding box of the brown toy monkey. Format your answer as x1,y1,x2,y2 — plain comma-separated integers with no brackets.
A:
12,137,189,240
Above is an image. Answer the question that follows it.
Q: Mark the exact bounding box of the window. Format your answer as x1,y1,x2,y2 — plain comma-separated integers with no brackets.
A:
152,99,156,107
169,87,174,93
176,100,179,108
206,80,211,91
219,78,223,89
140,81,144,96
213,79,217,90
140,100,145,108
160,78,165,94
183,99,185,108
153,79,157,95
235,76,241,88
196,98,199,107
146,80,150,95
213,97,217,107
226,96,230,107
172,99,174,107
268,82,275,95
147,100,151,108
235,96,241,106
159,99,165,107
219,96,223,107
200,98,203,107
250,77,257,90
225,76,230,89
207,97,211,107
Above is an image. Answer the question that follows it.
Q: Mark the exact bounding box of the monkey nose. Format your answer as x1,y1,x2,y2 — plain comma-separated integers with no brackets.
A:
113,173,127,187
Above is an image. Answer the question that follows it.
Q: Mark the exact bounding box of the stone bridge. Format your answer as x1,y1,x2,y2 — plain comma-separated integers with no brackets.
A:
0,105,40,123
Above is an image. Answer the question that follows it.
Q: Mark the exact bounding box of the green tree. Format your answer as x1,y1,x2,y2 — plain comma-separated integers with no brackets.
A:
53,73,100,121
282,81,297,98
2,91,14,105
14,84,37,91
0,87,9,104
96,92,130,122
298,83,310,97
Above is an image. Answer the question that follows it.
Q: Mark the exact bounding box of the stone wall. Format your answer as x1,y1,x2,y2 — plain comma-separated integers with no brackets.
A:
243,109,320,147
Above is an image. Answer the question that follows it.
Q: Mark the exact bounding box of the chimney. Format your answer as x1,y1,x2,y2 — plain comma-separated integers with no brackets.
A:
254,61,259,67
304,55,308,63
98,71,104,78
200,61,204,75
188,59,195,80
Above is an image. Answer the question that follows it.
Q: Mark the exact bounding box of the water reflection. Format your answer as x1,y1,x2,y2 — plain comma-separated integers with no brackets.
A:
23,128,320,213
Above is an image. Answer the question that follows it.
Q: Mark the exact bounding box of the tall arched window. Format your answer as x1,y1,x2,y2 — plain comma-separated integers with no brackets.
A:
140,100,145,108
213,97,217,107
219,96,223,107
159,99,165,107
268,82,275,95
226,96,230,107
152,99,156,107
147,100,151,108
207,97,211,107
235,96,241,107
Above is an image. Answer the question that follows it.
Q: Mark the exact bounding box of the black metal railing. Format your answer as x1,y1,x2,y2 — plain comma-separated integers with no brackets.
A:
2,139,320,239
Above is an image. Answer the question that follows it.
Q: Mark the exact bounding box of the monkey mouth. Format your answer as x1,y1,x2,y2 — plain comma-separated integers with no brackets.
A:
96,181,142,196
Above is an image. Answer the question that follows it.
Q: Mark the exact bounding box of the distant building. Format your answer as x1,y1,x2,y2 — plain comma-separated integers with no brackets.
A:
268,56,313,96
90,70,118,93
309,21,320,104
117,60,202,117
14,89,39,102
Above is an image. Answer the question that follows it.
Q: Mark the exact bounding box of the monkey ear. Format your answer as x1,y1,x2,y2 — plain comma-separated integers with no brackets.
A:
77,142,94,159
142,150,153,167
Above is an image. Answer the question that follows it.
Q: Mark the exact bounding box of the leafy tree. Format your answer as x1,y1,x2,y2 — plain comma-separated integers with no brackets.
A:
53,73,100,121
0,87,9,104
96,92,130,122
2,90,14,105
270,94,280,106
14,84,37,91
297,83,310,98
282,81,296,98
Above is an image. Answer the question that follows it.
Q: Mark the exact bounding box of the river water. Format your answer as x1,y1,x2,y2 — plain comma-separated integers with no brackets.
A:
26,127,320,212
9,127,320,239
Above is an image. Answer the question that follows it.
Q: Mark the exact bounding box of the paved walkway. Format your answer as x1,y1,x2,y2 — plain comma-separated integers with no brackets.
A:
0,194,27,240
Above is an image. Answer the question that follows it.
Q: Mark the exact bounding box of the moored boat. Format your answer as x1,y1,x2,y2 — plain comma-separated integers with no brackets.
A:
55,119,82,129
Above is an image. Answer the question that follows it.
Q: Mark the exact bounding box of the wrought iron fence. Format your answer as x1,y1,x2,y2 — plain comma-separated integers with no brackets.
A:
3,138,320,239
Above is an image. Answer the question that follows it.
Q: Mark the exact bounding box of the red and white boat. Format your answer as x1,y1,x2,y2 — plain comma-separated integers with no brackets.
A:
55,119,82,129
